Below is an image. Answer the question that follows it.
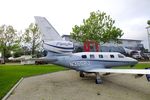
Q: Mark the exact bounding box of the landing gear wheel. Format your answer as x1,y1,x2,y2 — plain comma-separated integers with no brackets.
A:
95,79,102,84
95,72,102,84
80,72,84,77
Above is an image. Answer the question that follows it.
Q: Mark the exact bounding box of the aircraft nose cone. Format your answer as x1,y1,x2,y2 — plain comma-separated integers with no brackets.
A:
132,59,138,65
129,58,138,67
135,60,138,64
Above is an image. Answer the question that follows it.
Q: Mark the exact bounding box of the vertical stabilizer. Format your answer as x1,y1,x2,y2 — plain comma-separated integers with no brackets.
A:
34,16,63,41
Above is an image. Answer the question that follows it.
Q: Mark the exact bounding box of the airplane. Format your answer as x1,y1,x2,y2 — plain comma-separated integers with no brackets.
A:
124,47,142,59
34,16,150,84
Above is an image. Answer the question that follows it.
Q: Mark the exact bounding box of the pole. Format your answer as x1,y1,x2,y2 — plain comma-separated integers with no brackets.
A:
146,26,150,51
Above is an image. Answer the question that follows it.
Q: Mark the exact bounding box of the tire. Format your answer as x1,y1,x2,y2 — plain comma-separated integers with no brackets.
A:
95,79,102,84
80,72,84,77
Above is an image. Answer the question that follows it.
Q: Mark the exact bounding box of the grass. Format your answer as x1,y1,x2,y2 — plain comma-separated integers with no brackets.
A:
0,64,66,99
136,63,150,69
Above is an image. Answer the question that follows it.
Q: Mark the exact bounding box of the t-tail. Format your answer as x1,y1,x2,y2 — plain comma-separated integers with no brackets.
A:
34,16,74,57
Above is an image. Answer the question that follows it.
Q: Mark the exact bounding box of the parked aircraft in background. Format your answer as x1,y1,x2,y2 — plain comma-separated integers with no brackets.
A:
124,47,142,59
34,16,150,84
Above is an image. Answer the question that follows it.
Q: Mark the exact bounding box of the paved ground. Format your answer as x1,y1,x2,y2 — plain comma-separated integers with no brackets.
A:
8,70,150,100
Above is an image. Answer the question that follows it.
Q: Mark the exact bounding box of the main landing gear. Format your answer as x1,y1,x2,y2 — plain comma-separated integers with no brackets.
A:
79,71,102,84
80,71,85,77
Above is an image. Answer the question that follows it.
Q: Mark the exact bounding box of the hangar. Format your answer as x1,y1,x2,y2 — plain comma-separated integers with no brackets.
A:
62,35,145,59
62,35,143,50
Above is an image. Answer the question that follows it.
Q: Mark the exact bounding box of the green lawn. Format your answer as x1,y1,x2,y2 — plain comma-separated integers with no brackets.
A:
0,64,66,99
135,63,150,69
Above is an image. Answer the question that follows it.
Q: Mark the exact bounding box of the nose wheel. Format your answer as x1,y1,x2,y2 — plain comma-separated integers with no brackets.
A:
95,72,103,84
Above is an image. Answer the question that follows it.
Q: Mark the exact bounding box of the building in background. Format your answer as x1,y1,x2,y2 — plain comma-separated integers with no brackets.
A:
62,35,144,50
62,35,146,59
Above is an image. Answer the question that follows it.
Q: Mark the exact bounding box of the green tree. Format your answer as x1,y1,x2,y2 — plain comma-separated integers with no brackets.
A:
147,20,150,26
0,25,20,63
23,23,41,58
70,10,124,43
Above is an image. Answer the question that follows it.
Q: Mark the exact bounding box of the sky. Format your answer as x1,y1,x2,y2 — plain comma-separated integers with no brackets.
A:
0,0,150,49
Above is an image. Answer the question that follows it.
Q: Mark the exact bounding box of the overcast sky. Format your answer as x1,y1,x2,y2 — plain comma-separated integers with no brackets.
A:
0,0,150,49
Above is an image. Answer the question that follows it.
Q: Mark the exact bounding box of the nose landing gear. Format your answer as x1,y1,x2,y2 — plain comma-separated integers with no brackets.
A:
95,72,103,84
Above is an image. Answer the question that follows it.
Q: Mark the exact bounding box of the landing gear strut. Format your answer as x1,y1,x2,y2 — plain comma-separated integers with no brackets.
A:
95,72,102,84
80,71,84,77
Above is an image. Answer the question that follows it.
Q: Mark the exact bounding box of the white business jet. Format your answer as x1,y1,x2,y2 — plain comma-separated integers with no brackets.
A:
34,16,150,84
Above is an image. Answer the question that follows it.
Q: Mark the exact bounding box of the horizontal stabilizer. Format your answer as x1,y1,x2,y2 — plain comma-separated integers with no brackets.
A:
27,57,57,62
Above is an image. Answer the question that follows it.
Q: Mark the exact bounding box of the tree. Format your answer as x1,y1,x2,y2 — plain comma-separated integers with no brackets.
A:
23,23,41,58
147,20,150,26
0,25,20,63
70,10,124,43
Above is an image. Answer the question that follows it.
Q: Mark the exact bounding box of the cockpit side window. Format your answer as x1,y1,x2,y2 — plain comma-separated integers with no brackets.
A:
118,54,124,58
110,55,114,58
90,54,95,58
82,55,87,58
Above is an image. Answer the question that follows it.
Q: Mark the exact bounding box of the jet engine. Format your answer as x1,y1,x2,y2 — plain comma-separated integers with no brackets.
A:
43,40,74,54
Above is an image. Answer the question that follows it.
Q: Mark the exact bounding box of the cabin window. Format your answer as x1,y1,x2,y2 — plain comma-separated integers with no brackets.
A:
99,55,103,58
82,55,87,58
90,54,95,58
110,55,114,58
118,54,124,58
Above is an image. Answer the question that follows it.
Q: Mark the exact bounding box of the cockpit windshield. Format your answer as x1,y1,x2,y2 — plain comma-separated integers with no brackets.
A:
118,54,125,58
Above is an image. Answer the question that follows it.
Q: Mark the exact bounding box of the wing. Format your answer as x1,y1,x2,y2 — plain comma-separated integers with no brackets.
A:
34,16,63,41
81,64,150,74
86,68,150,74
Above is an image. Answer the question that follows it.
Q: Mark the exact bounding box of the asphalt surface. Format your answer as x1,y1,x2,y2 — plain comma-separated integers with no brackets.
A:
7,70,150,100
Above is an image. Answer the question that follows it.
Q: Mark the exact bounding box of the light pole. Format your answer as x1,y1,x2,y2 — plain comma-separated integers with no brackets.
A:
146,26,150,51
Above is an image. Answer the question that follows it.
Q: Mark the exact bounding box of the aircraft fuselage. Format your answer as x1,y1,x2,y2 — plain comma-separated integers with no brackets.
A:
51,52,138,72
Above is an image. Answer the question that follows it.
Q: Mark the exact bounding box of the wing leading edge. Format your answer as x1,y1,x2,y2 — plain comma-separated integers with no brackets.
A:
86,68,150,74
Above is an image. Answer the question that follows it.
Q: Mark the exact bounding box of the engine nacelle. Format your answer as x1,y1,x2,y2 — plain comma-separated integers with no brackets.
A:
43,41,74,54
